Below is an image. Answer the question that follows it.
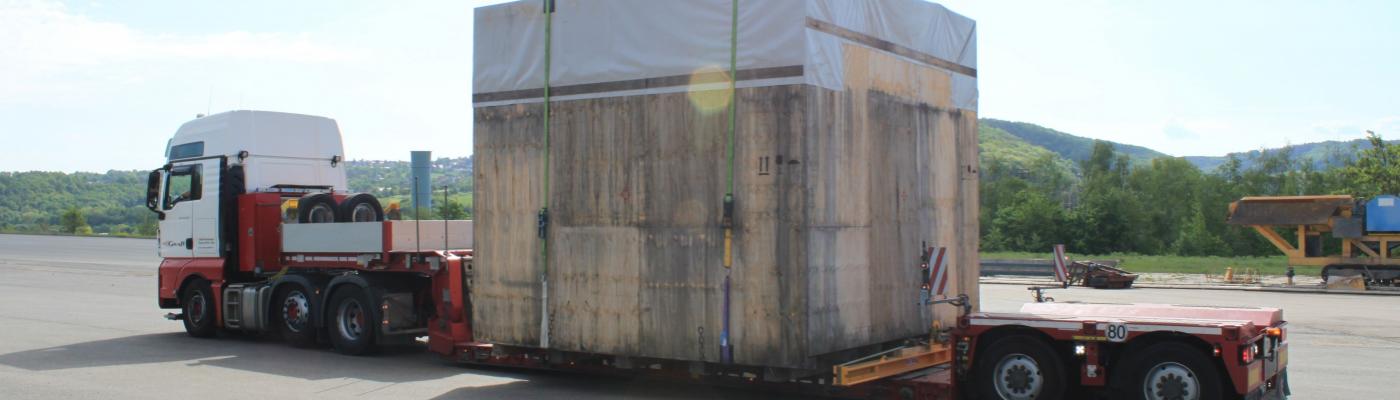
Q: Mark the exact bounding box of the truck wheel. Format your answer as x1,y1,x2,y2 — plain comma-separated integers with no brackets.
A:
181,280,218,338
328,285,376,355
337,193,383,222
274,285,318,347
1115,342,1223,400
298,193,338,223
974,335,1065,400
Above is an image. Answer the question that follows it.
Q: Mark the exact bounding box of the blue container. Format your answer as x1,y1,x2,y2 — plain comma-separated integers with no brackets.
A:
411,151,433,211
1366,195,1400,233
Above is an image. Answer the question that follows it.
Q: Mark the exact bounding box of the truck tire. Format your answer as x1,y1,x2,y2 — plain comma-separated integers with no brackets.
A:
974,335,1066,400
273,284,318,347
1114,342,1223,400
337,193,384,222
181,280,218,338
298,193,338,223
328,285,376,355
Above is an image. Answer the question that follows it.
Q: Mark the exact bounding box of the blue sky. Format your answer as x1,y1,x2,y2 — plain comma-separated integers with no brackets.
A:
1,0,1396,172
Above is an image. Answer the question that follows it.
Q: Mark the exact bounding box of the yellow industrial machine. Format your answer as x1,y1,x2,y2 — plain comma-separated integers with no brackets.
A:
1228,195,1400,284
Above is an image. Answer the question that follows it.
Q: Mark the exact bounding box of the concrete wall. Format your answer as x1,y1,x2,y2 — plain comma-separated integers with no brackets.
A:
472,86,978,370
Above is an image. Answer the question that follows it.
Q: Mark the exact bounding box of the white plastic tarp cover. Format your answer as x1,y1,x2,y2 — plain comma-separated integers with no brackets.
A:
474,0,977,110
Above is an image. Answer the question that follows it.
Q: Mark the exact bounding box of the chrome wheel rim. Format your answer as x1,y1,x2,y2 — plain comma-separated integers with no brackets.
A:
307,204,336,223
188,292,207,325
337,298,365,341
993,353,1042,400
1143,362,1199,400
281,291,310,333
350,203,376,222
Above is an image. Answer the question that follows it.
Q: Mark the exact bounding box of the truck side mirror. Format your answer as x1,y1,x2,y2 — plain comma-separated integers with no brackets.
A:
146,169,165,219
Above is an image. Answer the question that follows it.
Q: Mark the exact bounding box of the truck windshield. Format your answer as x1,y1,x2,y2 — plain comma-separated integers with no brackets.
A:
168,141,204,160
164,165,201,209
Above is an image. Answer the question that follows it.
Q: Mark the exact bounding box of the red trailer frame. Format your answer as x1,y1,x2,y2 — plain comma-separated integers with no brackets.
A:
157,191,1288,400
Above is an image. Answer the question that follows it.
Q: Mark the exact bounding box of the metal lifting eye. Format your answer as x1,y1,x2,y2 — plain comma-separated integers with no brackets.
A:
331,155,342,167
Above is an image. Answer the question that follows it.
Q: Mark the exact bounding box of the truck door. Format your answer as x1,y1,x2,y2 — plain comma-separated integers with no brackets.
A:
189,158,223,258
158,163,201,258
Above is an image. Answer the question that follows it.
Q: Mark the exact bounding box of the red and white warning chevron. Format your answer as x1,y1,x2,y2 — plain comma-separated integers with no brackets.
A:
1052,244,1069,283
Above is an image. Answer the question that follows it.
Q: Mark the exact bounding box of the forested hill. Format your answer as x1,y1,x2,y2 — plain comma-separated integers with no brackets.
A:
345,157,473,199
1184,139,1375,171
977,120,1396,258
0,170,153,236
981,119,1168,165
0,157,473,236
983,118,1378,172
0,120,1384,247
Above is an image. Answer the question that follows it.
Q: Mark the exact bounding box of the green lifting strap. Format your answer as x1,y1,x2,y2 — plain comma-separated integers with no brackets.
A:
538,0,554,349
726,0,738,196
720,0,739,365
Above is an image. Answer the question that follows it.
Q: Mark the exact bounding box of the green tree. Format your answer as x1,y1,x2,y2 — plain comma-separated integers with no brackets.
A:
985,190,1067,252
436,199,468,220
1343,131,1400,197
60,206,89,234
136,215,158,236
1068,142,1150,254
1172,204,1227,256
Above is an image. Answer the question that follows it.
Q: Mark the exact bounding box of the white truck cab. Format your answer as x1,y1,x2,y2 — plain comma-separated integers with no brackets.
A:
145,110,349,259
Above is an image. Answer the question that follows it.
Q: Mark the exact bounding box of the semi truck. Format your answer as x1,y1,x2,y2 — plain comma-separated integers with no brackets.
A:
145,110,1287,400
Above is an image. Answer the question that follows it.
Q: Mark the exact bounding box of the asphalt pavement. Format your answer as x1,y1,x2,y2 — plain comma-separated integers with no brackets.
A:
1,233,1396,399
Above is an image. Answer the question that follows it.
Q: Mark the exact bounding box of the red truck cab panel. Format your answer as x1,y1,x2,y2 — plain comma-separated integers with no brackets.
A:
157,257,227,326
237,192,287,273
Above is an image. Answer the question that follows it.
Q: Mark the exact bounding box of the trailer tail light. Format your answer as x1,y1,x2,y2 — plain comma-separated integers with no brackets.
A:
955,337,972,374
1240,341,1263,364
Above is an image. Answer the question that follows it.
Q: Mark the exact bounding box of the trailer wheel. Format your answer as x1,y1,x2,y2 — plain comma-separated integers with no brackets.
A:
274,285,318,347
1115,342,1223,400
328,285,376,355
181,280,217,338
298,193,338,223
974,335,1065,400
337,193,383,222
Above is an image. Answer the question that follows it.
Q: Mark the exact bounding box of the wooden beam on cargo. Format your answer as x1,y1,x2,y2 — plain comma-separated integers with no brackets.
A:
1252,225,1299,257
833,343,953,387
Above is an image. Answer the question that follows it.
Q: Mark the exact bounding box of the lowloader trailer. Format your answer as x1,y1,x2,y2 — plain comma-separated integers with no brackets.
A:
148,111,1288,399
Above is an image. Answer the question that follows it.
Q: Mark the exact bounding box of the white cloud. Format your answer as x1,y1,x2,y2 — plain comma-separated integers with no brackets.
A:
1311,117,1400,139
0,0,357,101
1162,119,1199,140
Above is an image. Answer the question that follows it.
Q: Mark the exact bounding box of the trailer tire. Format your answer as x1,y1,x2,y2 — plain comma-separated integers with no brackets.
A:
298,193,338,223
181,280,218,338
328,285,376,355
1114,342,1223,400
337,193,383,222
974,335,1066,400
273,285,318,348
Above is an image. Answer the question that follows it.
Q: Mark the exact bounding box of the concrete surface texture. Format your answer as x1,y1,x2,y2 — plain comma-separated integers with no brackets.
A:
1,234,1396,399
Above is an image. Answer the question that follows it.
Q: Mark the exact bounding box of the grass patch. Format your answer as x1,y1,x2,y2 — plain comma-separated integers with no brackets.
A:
981,251,1292,276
